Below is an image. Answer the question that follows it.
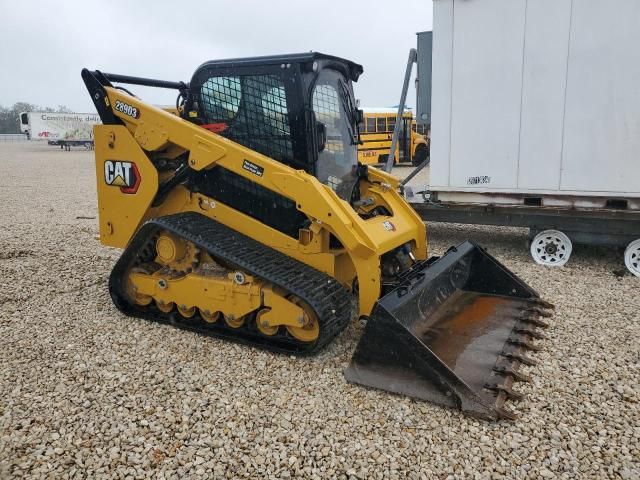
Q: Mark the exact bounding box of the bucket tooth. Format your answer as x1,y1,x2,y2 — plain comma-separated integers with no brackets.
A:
485,383,524,402
493,365,532,383
495,405,518,421
529,299,555,310
501,351,538,367
493,391,518,420
519,314,550,329
508,335,541,351
514,325,547,340
522,306,554,318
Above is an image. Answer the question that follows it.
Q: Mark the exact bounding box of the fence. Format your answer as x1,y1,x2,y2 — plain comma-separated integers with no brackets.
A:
0,134,28,142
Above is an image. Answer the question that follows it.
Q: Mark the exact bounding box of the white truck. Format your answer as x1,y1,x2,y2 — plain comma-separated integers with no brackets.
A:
407,0,640,277
19,112,100,149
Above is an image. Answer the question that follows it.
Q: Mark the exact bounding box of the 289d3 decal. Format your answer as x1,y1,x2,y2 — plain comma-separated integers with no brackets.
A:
104,160,141,194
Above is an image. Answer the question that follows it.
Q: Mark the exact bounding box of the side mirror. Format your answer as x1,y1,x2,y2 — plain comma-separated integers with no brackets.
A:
356,108,364,126
316,121,326,152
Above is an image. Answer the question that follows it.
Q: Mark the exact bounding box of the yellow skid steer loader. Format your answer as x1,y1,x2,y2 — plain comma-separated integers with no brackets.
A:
82,53,552,420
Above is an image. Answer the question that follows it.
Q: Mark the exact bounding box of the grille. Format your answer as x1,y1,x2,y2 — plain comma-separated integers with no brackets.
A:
192,166,308,239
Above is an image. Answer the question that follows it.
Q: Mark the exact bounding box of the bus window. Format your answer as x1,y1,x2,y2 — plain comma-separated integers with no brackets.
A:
376,117,386,132
387,117,396,132
366,117,375,133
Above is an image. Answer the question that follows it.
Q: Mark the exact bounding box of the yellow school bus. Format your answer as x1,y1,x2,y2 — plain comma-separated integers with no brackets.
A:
358,108,429,166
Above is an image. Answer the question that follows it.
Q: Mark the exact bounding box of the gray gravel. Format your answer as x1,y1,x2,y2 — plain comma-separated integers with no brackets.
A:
1,143,638,479
391,163,430,187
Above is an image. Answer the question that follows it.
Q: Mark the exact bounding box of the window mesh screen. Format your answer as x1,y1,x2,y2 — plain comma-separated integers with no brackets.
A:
312,84,344,156
199,74,293,163
200,77,241,120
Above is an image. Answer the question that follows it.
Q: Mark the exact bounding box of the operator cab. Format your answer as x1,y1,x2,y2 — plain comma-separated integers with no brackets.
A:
184,52,364,201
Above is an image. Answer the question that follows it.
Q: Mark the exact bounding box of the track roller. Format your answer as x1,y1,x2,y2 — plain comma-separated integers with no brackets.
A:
200,309,221,323
178,305,196,318
256,309,278,336
156,300,174,313
224,314,245,329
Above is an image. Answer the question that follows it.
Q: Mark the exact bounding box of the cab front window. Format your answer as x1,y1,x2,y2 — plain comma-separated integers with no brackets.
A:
312,71,358,200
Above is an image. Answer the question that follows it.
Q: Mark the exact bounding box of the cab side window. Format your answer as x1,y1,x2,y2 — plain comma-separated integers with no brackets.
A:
198,74,293,164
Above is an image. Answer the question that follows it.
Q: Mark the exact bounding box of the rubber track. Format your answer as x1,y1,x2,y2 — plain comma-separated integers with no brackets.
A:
109,212,352,355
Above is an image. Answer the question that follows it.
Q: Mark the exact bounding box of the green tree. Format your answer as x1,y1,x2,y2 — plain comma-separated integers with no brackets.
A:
0,103,35,134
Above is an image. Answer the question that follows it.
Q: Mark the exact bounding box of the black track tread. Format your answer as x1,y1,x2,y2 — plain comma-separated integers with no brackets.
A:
109,212,352,355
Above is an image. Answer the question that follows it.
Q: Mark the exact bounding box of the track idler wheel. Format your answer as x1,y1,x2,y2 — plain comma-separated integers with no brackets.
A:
285,297,320,342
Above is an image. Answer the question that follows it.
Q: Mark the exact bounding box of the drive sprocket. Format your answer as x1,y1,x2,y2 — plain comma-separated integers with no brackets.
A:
154,231,200,274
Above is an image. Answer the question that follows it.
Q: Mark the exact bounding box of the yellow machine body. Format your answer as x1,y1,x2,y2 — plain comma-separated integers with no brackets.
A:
95,87,426,317
83,55,551,421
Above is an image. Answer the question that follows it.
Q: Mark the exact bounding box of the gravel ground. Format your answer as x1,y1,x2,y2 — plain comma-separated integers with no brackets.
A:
391,163,430,187
0,142,638,479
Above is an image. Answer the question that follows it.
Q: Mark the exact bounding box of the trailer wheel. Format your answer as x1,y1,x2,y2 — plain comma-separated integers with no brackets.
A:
624,239,640,278
530,230,572,267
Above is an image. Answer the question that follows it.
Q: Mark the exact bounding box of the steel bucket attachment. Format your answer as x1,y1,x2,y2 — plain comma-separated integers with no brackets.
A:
345,241,554,420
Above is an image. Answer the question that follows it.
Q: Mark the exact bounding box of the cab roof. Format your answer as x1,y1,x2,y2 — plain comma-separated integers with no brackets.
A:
194,52,363,82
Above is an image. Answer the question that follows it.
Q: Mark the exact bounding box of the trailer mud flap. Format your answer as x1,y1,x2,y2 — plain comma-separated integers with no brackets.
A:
345,241,554,420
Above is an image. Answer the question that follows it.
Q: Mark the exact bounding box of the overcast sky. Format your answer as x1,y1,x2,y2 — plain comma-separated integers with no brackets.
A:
0,0,432,112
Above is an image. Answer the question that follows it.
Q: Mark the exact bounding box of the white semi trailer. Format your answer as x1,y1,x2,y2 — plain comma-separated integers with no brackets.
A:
19,112,100,148
408,0,640,277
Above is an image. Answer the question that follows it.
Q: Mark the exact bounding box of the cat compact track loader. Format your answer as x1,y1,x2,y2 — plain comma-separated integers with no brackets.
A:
82,53,553,420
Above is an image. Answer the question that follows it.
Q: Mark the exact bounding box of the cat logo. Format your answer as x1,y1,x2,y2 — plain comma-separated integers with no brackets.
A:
104,161,140,194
